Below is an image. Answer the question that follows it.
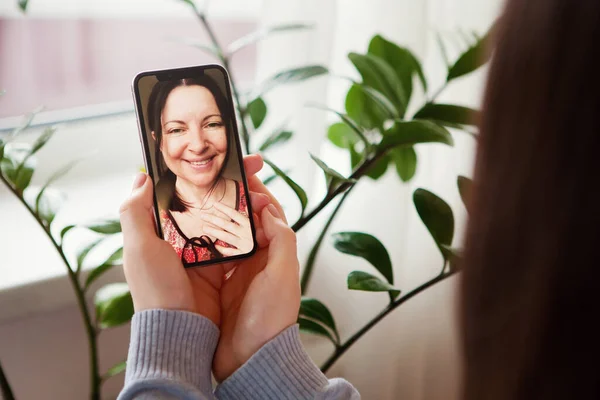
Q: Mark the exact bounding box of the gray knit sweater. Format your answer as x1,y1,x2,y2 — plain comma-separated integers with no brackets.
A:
118,309,360,399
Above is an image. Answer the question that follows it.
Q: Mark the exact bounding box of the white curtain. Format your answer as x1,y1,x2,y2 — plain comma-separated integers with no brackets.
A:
256,0,503,398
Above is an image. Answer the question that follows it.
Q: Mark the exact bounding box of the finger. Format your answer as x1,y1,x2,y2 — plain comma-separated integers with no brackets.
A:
247,175,287,224
249,191,270,214
215,245,240,257
120,173,156,244
203,225,241,248
213,201,249,227
200,212,244,236
261,204,298,275
243,154,264,177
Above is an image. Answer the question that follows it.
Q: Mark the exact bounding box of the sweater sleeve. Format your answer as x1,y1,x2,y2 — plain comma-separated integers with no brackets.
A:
215,325,360,400
117,309,219,400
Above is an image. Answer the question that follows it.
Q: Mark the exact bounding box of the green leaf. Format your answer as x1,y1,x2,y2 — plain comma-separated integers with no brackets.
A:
413,103,480,128
349,145,362,169
365,154,389,180
18,0,29,12
35,188,64,226
457,175,473,213
35,158,81,213
347,271,400,299
368,35,427,100
258,65,328,96
30,127,55,155
447,23,496,82
77,238,104,272
247,97,267,129
85,247,124,290
413,188,455,259
390,146,417,182
348,52,407,117
310,153,355,189
60,225,76,241
262,173,278,185
95,283,134,329
379,120,454,151
440,244,462,272
298,317,337,345
327,122,359,149
299,298,339,342
263,159,308,216
170,37,219,58
259,129,292,152
104,361,127,379
227,23,312,55
345,84,389,130
332,232,394,284
86,220,122,234
14,159,34,193
310,104,370,151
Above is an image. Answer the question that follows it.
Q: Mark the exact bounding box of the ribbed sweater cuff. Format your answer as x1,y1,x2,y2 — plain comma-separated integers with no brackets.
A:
215,324,329,400
124,309,219,393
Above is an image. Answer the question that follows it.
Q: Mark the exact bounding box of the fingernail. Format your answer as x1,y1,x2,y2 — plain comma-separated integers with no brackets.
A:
266,203,280,218
132,172,147,190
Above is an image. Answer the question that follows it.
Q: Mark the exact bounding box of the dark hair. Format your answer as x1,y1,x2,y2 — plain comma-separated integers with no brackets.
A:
147,75,231,212
460,1,600,399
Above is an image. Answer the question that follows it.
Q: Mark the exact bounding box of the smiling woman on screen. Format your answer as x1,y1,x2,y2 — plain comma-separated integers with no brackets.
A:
147,76,252,263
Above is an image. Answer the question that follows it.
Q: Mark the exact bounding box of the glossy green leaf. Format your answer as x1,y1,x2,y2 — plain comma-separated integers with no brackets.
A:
327,122,359,149
413,188,455,258
263,159,307,216
104,361,126,379
85,247,124,290
440,244,462,272
227,23,312,55
379,120,454,151
298,317,337,345
258,65,328,96
310,153,355,188
247,97,267,129
447,23,496,82
14,159,34,193
457,175,473,213
349,144,362,169
390,146,417,182
365,154,389,180
95,283,134,329
86,219,122,234
60,225,76,242
348,52,407,117
347,270,400,299
333,232,394,284
299,298,339,342
368,35,427,100
77,238,104,272
345,84,389,130
310,104,370,150
413,103,480,128
259,129,292,152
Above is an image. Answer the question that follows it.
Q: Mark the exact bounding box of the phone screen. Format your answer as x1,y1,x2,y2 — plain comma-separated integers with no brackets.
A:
132,65,257,268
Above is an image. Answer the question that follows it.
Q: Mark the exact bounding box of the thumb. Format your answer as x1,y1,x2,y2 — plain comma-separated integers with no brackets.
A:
261,204,298,273
119,173,156,243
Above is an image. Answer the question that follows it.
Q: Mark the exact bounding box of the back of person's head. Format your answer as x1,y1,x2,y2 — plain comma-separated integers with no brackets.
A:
460,0,600,399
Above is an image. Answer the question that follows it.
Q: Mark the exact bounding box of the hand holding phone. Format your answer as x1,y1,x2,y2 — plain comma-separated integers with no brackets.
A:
132,65,257,268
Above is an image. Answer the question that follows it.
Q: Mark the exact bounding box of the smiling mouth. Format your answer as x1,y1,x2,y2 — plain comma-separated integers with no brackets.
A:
186,155,216,166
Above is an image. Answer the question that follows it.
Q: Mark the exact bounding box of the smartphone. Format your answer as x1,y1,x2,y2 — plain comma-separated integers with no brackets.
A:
132,64,257,268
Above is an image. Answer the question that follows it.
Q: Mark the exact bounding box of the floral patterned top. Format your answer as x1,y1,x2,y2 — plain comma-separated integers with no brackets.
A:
160,180,248,264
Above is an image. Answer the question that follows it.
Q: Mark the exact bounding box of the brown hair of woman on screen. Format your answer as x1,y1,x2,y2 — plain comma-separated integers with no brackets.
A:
460,0,600,399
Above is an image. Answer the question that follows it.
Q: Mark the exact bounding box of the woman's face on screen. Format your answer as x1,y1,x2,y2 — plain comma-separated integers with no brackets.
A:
158,85,228,189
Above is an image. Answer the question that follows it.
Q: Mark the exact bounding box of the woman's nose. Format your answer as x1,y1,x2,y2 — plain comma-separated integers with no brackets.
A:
186,127,208,153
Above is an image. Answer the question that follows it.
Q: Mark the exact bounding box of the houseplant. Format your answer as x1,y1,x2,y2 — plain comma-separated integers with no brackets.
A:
0,0,492,398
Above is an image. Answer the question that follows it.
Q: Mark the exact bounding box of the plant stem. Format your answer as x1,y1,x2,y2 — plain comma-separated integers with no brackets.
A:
0,175,101,400
320,270,458,373
0,359,15,400
193,10,252,153
301,185,355,294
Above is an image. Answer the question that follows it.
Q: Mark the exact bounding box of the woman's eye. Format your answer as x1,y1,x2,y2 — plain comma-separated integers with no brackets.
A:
168,128,185,134
205,121,223,129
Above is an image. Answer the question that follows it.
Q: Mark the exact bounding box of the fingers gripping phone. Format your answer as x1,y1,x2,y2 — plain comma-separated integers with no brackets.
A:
132,65,257,268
